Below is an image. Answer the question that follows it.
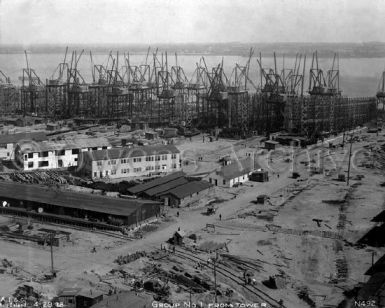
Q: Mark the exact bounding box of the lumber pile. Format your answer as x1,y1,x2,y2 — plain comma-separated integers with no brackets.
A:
114,251,147,265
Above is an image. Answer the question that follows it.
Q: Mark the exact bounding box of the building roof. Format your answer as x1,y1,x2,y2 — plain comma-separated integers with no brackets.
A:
90,291,153,308
0,132,47,145
143,177,189,197
19,137,111,153
365,253,385,275
0,181,159,217
162,180,213,200
76,289,104,299
372,210,385,222
216,157,254,180
127,171,185,195
58,288,82,297
357,272,385,301
265,140,279,145
81,144,180,162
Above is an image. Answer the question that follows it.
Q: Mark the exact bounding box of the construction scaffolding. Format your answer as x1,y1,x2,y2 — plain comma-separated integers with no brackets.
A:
0,48,377,141
0,70,19,115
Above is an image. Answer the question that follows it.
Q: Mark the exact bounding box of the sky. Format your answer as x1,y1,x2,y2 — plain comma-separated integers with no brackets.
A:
0,0,385,45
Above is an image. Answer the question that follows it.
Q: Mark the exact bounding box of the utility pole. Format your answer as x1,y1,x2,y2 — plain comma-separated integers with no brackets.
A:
347,132,354,186
49,233,54,276
189,287,192,306
213,251,218,304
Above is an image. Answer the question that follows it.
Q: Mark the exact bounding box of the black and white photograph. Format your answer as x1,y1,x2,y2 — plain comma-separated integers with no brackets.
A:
0,0,384,307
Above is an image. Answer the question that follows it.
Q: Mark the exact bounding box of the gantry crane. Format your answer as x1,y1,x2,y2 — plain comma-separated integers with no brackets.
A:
21,50,45,116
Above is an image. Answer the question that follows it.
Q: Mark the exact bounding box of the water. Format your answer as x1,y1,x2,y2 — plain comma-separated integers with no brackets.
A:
1,52,384,97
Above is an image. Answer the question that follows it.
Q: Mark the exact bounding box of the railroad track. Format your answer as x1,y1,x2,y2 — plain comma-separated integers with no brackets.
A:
169,247,284,308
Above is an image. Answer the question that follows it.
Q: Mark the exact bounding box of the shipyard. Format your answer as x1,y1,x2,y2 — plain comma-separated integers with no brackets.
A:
1,1,385,308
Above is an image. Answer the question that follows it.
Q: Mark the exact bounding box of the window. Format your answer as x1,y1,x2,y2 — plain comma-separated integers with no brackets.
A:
111,170,117,175
38,151,49,158
102,146,107,150
162,165,167,170
223,180,226,185
38,161,49,167
134,167,142,173
74,158,78,162
24,154,28,160
155,165,161,170
55,150,65,156
171,154,177,159
145,166,152,171
133,157,142,163
111,160,117,165
0,143,6,149
155,155,161,161
28,153,33,159
92,147,97,151
121,168,130,174
161,154,167,160
97,161,102,166
72,149,79,155
94,172,97,177
172,164,177,169
28,162,34,168
121,159,127,164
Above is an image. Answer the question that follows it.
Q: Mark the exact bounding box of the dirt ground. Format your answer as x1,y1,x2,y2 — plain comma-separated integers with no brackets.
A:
1,128,385,307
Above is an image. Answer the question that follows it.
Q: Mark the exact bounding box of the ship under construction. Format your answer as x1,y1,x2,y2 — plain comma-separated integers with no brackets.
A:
0,47,380,143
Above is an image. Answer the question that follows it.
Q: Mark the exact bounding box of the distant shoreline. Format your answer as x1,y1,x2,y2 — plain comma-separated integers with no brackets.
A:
1,42,385,58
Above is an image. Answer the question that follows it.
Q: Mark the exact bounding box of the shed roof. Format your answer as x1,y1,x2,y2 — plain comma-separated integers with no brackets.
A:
127,171,185,194
162,180,213,200
0,181,159,217
143,177,189,197
216,157,254,180
81,144,180,161
0,132,47,145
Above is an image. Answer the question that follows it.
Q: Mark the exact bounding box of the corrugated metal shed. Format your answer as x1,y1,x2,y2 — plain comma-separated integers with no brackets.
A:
0,181,159,217
143,177,189,197
162,180,213,199
127,171,185,195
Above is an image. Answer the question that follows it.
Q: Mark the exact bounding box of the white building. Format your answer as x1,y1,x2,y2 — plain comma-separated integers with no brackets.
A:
0,132,47,160
206,157,255,188
16,137,111,171
79,144,181,180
